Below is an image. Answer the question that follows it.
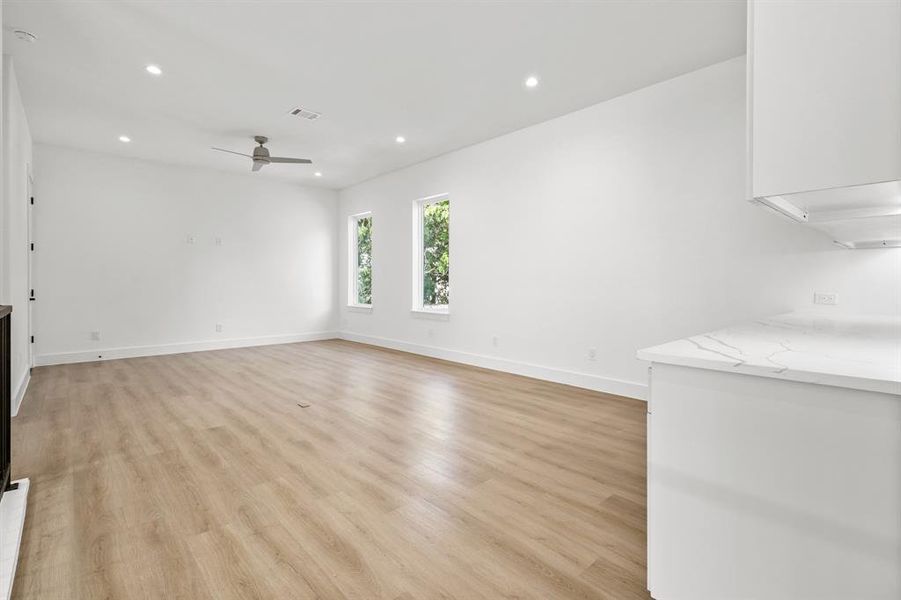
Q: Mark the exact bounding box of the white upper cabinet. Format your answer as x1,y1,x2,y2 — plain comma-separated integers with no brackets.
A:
748,0,901,248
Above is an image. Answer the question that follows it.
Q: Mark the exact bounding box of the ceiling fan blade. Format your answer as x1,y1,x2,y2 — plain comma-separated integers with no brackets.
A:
251,160,264,172
211,147,252,158
268,157,313,164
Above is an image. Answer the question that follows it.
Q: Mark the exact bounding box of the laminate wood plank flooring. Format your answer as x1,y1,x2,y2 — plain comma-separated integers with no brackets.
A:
10,339,650,599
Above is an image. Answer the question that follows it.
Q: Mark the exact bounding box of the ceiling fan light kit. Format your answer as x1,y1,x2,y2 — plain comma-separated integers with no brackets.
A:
211,135,312,172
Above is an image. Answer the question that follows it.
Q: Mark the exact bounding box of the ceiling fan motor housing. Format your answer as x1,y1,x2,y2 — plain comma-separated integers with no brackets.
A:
252,144,270,163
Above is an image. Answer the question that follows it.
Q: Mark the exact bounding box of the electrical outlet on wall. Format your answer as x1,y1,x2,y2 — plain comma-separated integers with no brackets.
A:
90,331,101,341
186,234,197,244
215,323,223,333
215,237,223,246
491,335,499,347
587,347,597,361
814,292,838,306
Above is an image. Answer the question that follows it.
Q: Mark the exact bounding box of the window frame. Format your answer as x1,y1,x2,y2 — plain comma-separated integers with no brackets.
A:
347,211,373,309
411,193,450,314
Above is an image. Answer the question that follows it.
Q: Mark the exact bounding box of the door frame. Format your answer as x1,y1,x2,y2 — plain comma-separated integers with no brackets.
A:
26,165,33,369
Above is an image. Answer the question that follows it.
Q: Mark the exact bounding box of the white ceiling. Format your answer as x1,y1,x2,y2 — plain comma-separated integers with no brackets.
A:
3,1,746,189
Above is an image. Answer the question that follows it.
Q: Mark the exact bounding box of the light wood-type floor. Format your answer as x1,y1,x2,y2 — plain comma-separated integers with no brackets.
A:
11,340,650,599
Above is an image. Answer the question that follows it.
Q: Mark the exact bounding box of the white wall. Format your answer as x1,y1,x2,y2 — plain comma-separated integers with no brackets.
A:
33,144,338,365
337,57,901,399
2,57,34,415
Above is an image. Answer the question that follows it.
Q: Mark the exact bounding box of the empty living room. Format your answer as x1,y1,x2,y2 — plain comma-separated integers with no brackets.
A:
0,1,899,599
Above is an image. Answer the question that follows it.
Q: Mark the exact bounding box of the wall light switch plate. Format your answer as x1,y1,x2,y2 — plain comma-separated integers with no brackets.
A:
187,234,196,244
814,292,838,306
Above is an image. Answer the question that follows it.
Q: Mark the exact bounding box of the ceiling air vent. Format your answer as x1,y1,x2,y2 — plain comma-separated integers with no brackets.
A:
288,107,321,121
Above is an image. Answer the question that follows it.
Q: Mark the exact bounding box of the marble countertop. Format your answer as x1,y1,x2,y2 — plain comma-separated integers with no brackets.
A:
637,313,901,395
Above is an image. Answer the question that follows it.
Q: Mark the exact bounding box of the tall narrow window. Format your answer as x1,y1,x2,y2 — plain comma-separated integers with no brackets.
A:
413,194,450,312
348,212,372,307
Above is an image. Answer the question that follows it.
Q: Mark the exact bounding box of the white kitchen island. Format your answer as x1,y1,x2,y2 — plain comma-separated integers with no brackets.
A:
638,313,901,600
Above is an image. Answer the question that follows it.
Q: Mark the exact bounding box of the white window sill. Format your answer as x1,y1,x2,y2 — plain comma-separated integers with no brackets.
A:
411,307,450,320
346,304,372,313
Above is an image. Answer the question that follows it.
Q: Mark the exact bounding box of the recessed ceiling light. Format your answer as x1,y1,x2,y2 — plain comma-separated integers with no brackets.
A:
395,136,406,144
145,64,162,76
524,75,539,89
118,135,131,143
314,171,322,177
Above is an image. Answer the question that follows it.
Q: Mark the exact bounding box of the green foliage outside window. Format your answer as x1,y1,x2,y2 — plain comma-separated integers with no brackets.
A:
422,200,449,306
356,216,372,305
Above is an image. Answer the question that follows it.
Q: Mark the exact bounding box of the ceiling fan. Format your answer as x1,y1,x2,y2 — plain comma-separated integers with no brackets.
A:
212,135,312,172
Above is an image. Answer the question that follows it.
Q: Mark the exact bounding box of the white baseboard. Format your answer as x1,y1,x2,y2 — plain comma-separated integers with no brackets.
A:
10,370,30,417
32,330,648,400
339,331,647,401
33,331,338,367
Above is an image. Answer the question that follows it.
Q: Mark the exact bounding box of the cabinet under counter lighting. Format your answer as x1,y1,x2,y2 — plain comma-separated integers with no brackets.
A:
748,0,901,248
638,313,901,600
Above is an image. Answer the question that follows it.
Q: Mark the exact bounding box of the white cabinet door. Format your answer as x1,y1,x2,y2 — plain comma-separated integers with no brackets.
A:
750,0,901,199
647,363,901,600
